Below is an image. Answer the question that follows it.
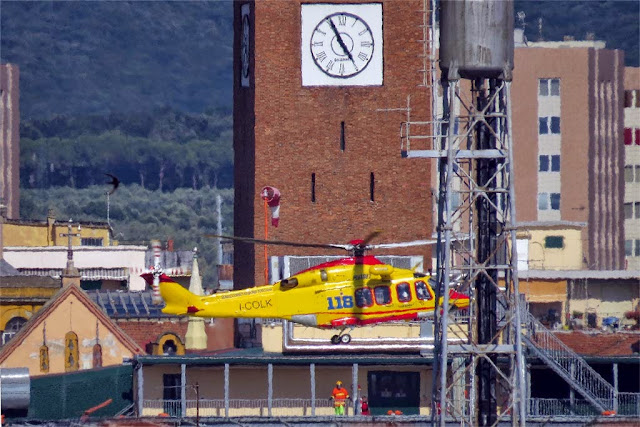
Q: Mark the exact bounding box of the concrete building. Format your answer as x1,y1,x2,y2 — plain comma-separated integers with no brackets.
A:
623,67,640,270
511,37,626,271
0,63,20,220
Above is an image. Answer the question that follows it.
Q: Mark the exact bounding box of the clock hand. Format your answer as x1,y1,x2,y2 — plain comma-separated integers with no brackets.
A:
328,18,355,64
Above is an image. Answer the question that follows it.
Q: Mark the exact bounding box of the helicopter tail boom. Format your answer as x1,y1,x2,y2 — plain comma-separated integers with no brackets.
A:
159,280,203,316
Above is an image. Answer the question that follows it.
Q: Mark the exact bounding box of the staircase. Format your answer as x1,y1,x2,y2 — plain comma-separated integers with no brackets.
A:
522,310,615,413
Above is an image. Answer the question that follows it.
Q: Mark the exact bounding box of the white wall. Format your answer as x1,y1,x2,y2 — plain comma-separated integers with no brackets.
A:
4,245,148,290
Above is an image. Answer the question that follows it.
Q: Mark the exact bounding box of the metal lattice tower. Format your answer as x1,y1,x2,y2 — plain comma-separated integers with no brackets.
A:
428,76,527,426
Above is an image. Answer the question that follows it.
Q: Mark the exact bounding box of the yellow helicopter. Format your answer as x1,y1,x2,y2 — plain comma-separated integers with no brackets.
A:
142,233,469,344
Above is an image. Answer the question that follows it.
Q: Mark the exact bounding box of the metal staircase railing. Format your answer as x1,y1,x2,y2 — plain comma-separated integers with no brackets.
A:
522,310,615,413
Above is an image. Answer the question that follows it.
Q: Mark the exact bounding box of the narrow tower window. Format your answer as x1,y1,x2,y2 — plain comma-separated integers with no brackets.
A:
370,172,375,202
311,173,316,203
340,121,346,151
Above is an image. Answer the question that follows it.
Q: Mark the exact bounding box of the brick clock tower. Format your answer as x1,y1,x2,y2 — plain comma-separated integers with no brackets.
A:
233,0,433,295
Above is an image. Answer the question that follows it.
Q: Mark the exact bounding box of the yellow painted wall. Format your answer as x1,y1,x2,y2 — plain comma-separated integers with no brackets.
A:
568,280,640,324
1,305,41,331
0,293,136,374
141,364,435,417
261,322,466,353
519,279,567,303
527,229,583,270
262,322,423,353
1,286,59,330
3,223,51,246
3,221,111,247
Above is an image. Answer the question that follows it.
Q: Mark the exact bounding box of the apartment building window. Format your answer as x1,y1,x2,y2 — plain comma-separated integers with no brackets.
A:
626,165,635,182
538,193,548,210
538,193,560,210
624,202,640,219
625,203,633,219
624,128,640,145
539,116,561,135
81,237,103,246
624,89,640,108
624,240,640,257
539,78,560,96
539,155,560,172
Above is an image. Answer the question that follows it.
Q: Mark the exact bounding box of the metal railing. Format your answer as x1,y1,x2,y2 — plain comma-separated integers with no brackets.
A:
618,392,640,416
143,398,337,417
144,395,640,419
528,396,640,418
522,310,615,412
528,398,599,417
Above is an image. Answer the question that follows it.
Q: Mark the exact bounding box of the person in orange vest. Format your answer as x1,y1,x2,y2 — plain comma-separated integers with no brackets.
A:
330,380,350,415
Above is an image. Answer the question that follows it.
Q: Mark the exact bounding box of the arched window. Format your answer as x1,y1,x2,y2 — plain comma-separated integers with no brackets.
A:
163,340,178,355
92,344,103,368
39,345,50,373
65,331,79,372
2,317,27,345
154,333,186,356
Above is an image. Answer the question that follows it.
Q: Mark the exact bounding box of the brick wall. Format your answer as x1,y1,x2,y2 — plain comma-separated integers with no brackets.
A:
233,0,434,289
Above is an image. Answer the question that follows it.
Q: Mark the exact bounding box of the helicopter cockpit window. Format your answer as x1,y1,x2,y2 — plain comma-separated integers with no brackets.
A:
355,287,373,308
415,281,432,300
374,286,391,305
396,282,412,303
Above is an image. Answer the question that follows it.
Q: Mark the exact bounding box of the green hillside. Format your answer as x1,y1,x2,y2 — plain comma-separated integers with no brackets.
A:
514,0,639,66
1,0,637,121
0,0,233,120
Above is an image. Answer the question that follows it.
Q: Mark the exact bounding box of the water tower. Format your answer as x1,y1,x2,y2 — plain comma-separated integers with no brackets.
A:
430,1,527,425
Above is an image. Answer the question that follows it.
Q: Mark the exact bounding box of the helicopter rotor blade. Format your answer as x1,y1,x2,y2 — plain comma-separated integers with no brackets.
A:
204,234,349,251
360,230,382,246
367,239,438,249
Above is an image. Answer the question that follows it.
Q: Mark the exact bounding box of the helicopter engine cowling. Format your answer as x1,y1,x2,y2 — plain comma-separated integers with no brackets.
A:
291,314,318,326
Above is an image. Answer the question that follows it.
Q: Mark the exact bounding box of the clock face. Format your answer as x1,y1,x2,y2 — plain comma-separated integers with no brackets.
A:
310,12,374,78
301,3,383,86
240,3,250,87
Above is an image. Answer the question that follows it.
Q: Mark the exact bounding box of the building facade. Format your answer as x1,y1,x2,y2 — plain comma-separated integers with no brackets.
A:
623,67,640,270
0,63,20,220
233,0,434,290
0,285,144,375
511,39,625,270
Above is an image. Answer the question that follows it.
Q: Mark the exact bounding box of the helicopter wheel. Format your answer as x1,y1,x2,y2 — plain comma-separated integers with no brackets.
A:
331,335,341,345
340,334,351,344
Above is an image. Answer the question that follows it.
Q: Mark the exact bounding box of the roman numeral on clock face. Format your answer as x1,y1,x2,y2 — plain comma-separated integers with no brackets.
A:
316,51,327,63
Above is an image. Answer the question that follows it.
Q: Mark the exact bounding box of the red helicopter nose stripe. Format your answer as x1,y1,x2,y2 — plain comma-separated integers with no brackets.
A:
187,306,201,314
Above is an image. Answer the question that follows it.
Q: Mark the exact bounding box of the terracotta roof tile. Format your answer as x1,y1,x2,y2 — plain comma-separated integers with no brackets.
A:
551,331,640,357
